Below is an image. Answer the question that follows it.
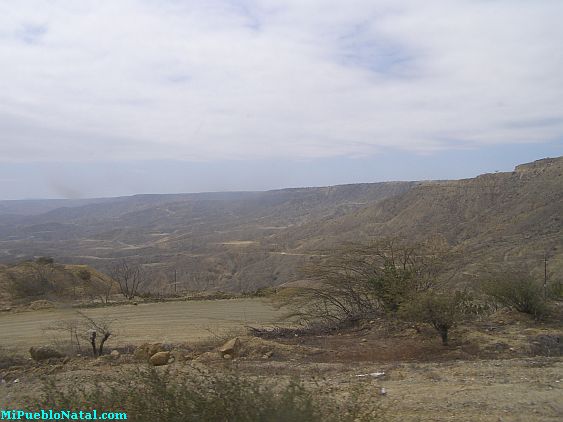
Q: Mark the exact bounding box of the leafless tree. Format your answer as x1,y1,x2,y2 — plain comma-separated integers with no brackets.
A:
110,260,145,300
44,311,115,357
274,237,452,324
44,319,84,355
79,312,114,356
188,271,215,291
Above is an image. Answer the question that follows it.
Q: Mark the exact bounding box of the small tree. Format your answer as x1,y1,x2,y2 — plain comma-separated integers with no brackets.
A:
110,260,145,300
44,312,115,357
400,291,473,345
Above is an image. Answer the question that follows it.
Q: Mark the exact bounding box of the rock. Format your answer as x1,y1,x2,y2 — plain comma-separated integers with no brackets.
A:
149,351,171,366
134,343,163,361
356,372,385,379
529,335,562,356
110,350,120,359
262,351,274,359
28,300,54,311
222,353,232,360
29,346,65,361
195,351,221,363
219,338,241,357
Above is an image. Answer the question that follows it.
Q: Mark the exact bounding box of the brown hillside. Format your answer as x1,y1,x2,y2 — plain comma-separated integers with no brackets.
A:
286,157,563,282
0,157,560,291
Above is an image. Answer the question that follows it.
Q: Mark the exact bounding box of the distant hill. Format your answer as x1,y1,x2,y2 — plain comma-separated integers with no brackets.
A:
278,157,563,283
0,181,415,291
0,259,116,307
0,157,561,292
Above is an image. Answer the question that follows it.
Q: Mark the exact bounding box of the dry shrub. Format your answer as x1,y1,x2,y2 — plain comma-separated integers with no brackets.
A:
32,367,382,422
481,272,551,319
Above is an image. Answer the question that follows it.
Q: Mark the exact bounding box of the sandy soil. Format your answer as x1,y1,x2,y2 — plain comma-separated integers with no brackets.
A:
0,299,283,352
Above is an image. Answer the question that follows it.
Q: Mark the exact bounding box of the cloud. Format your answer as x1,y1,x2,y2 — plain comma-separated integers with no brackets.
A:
0,0,562,163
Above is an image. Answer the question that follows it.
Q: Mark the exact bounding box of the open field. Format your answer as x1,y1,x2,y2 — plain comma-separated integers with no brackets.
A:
0,299,283,352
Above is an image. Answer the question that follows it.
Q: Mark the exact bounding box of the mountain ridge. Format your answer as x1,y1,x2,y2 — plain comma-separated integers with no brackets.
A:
0,157,561,292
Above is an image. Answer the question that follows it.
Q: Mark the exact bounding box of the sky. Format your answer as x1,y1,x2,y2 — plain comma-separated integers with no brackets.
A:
0,0,562,199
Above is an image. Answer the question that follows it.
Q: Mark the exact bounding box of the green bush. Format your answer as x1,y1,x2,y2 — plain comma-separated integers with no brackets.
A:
400,291,473,345
33,367,380,422
481,274,550,319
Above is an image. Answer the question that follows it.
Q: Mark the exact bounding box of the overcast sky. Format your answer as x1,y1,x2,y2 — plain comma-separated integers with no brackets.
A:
1,0,562,199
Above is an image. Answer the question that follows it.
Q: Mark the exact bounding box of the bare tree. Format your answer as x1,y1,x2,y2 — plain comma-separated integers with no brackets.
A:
188,271,214,291
110,260,145,300
274,237,452,324
44,319,84,355
79,312,114,356
44,311,115,357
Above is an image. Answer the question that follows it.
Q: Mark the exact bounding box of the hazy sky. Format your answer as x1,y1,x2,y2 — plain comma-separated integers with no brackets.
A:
1,0,562,199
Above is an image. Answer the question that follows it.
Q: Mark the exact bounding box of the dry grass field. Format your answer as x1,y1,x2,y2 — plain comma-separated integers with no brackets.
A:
0,299,283,353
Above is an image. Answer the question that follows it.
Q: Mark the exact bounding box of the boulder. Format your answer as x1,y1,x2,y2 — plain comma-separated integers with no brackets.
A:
134,343,163,361
29,346,65,361
219,338,241,357
149,351,171,366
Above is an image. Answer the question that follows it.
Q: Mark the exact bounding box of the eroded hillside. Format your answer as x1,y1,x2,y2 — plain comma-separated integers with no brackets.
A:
0,157,561,292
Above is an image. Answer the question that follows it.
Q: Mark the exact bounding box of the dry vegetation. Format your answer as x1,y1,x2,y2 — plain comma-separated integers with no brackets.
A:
1,302,561,421
0,157,560,294
0,157,561,420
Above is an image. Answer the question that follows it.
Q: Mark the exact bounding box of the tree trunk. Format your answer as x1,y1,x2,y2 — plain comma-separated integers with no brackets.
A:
439,327,448,345
98,332,111,356
90,331,98,357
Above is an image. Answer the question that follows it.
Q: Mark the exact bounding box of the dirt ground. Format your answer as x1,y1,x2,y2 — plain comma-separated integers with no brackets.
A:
240,357,563,422
0,304,561,421
0,298,283,353
1,355,561,421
